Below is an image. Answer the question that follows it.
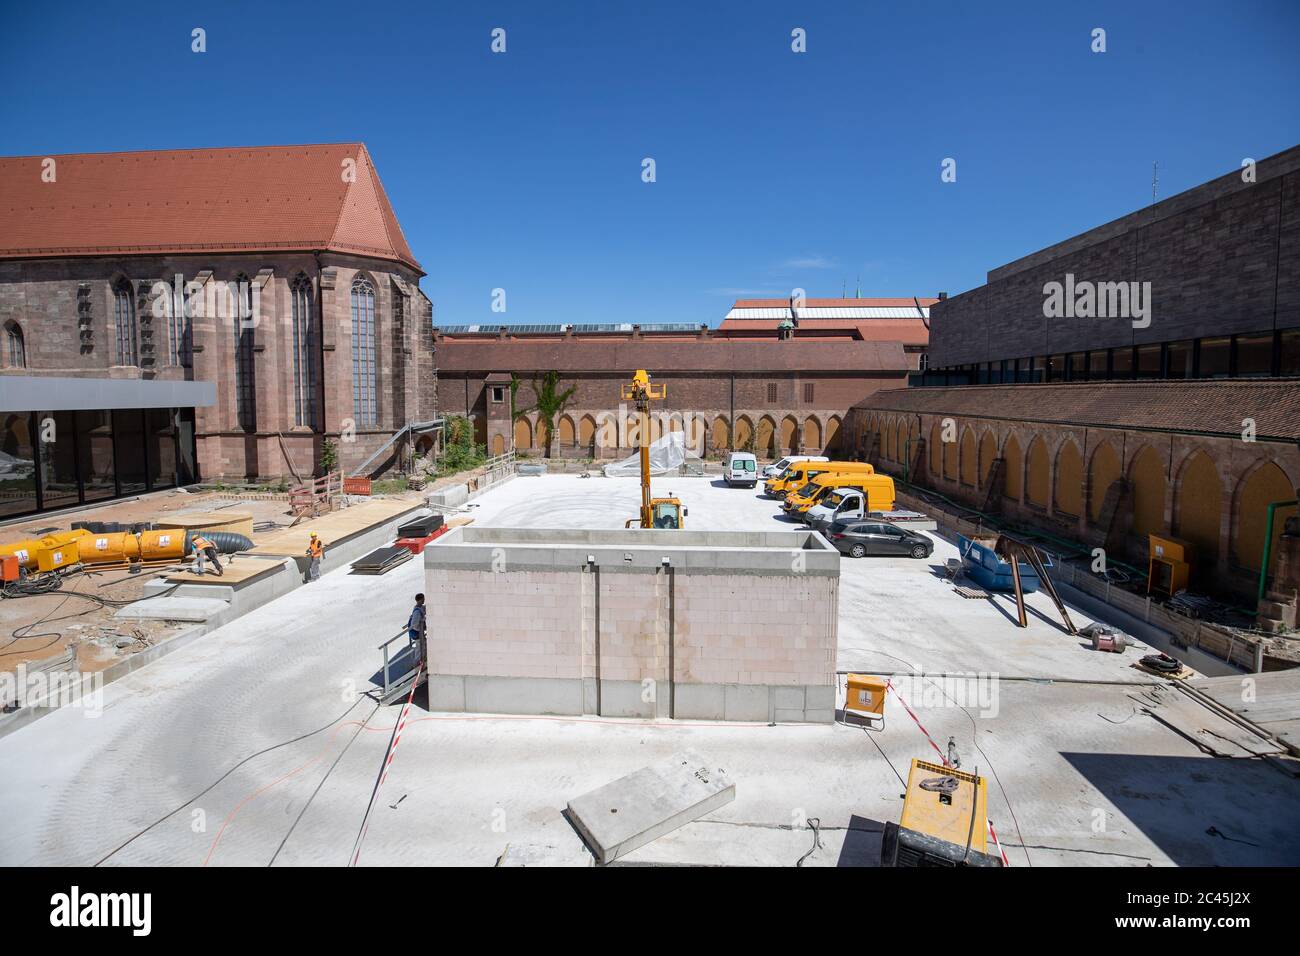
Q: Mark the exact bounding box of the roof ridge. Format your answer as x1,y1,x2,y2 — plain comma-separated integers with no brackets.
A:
0,142,366,162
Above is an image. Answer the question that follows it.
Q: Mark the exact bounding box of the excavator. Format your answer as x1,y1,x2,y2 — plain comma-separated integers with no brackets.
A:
621,369,686,529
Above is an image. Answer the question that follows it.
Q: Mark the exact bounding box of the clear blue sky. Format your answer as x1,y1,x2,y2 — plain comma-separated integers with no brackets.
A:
3,1,1297,326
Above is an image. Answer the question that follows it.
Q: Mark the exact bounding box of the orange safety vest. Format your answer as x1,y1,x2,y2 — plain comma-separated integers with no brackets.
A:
193,536,213,551
308,538,324,558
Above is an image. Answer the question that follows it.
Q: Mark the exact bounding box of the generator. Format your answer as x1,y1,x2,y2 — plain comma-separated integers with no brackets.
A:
880,758,1003,867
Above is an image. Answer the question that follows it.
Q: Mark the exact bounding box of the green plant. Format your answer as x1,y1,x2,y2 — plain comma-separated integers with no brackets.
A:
512,370,576,458
435,414,486,477
320,438,339,474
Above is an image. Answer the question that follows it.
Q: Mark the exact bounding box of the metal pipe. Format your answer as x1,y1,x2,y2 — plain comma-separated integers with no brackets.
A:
1257,498,1298,604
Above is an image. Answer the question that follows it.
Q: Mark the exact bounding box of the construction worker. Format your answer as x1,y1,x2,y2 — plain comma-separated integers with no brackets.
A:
191,533,223,576
407,593,427,665
305,532,324,582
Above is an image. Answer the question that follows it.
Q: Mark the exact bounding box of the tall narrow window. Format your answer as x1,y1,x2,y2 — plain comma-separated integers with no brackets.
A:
233,276,256,431
3,322,24,368
113,279,138,366
351,276,378,426
291,275,317,428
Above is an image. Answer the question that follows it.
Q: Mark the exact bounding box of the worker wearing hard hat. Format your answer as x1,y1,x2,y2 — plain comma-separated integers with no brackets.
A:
306,532,325,582
192,533,223,577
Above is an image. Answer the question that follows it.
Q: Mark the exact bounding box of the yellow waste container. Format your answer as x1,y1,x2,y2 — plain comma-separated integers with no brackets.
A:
845,674,888,720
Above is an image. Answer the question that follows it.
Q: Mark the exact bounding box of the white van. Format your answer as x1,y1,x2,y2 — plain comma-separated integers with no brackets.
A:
724,452,759,488
762,454,829,479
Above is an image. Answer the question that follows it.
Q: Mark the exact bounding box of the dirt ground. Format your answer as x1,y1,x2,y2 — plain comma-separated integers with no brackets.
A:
0,480,435,679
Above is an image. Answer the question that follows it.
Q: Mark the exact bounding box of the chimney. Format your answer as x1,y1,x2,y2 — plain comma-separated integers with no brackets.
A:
697,324,711,340
937,292,948,300
631,323,642,340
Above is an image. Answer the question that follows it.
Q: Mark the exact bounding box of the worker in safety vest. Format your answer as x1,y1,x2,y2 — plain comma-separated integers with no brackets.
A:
306,532,324,582
407,593,427,664
192,534,223,576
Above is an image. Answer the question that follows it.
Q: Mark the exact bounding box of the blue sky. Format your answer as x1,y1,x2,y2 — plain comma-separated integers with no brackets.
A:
3,1,1297,326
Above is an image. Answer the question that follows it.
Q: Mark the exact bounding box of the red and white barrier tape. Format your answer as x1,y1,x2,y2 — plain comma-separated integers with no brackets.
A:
350,662,423,867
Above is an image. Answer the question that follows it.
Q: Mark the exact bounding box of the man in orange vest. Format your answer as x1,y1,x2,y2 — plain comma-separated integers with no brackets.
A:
192,533,223,576
306,532,324,582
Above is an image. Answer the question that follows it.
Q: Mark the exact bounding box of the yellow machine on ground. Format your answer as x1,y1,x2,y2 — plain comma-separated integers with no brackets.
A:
881,758,1003,867
621,369,686,529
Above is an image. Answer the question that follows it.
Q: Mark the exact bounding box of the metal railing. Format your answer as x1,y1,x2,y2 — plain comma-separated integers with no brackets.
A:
377,627,425,702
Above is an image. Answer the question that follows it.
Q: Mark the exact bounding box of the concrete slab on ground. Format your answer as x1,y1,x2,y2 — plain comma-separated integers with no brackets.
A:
567,749,736,864
114,596,228,622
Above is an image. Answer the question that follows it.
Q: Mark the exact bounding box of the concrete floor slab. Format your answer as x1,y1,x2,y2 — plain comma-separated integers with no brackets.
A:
2,475,1296,868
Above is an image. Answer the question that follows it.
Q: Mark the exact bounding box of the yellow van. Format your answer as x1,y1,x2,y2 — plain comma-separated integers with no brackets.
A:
764,459,873,499
783,472,896,517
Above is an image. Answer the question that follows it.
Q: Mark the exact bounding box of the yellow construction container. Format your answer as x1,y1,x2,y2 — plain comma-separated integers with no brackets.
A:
1147,533,1191,599
35,538,80,573
0,538,43,571
139,529,186,562
844,674,887,720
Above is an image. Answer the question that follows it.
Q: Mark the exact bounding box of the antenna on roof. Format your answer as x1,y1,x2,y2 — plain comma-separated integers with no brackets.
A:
1151,161,1159,207
855,276,860,299
841,279,846,298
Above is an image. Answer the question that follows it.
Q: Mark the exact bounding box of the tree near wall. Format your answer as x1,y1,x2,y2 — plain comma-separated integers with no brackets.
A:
512,371,576,458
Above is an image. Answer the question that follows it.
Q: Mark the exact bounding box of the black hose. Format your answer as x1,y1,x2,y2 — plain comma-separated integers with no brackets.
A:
183,530,253,555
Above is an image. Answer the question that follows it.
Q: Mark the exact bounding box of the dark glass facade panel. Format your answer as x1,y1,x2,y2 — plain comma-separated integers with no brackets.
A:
1111,347,1134,379
1236,333,1273,377
37,410,79,511
1199,337,1231,378
1069,353,1085,380
147,408,177,489
1281,329,1300,376
1167,340,1193,379
1047,354,1065,382
1087,350,1109,380
76,410,116,502
1136,344,1162,379
0,412,37,518
113,409,147,496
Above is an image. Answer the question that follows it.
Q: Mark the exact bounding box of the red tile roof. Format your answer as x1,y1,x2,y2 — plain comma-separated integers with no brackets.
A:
0,143,421,272
732,297,939,309
720,318,929,343
855,381,1300,441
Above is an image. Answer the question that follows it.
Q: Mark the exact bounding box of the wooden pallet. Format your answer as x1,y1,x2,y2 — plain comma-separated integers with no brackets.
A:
953,585,991,600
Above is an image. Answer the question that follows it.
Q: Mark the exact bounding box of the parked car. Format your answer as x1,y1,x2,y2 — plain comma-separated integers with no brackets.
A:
724,452,758,488
761,454,829,479
825,520,934,559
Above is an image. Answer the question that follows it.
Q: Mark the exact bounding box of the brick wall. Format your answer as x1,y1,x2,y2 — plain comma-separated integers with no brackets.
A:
0,251,435,480
929,146,1300,367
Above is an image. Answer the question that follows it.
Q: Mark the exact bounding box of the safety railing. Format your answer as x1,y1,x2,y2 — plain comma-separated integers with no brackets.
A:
377,628,423,701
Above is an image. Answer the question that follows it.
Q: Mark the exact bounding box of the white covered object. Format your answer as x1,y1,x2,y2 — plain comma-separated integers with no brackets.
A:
604,431,704,478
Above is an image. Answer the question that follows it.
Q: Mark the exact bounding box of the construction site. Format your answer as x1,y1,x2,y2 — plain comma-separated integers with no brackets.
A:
1,368,1297,870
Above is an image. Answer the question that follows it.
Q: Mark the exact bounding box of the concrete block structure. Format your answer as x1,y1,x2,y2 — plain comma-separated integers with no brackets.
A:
0,144,436,497
423,527,839,722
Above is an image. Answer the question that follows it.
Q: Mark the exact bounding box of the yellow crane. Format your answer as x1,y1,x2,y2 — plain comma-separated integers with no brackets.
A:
621,369,686,529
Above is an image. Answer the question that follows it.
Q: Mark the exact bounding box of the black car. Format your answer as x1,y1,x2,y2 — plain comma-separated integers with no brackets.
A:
825,520,933,559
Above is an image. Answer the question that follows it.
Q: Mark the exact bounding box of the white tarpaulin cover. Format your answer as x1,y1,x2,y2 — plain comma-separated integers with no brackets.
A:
603,431,704,478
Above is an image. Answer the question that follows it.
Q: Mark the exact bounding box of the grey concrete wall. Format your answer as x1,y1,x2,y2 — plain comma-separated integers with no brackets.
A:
424,526,838,723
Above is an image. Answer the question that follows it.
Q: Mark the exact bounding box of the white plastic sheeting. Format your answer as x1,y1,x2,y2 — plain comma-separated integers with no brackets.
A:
603,431,704,478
